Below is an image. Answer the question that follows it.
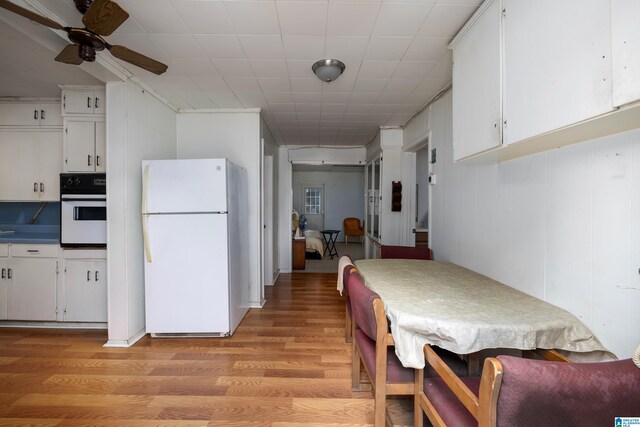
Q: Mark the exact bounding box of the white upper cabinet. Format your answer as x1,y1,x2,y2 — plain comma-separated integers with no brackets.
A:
64,119,106,172
611,0,640,107
61,87,105,116
450,0,503,161
0,102,62,127
502,0,612,145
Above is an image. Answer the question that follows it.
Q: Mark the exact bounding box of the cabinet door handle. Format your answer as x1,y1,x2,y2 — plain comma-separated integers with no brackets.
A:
7,269,12,279
33,182,38,192
40,182,44,193
95,271,99,282
34,109,38,120
88,155,92,166
87,270,91,281
40,109,45,120
87,97,92,109
1,268,5,279
96,155,101,166
94,97,99,109
27,249,39,254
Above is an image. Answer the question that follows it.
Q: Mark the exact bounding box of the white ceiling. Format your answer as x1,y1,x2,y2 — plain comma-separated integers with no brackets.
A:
0,0,480,146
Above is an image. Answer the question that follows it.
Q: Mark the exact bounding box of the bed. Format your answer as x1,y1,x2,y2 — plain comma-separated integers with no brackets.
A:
304,229,324,259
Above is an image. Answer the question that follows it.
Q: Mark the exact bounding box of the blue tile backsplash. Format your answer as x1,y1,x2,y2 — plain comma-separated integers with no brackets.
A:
0,202,60,225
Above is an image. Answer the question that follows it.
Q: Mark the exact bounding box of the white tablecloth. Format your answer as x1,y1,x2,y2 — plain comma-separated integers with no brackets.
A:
354,259,611,368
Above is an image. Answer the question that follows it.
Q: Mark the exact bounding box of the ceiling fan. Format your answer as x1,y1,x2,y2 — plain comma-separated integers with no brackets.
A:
0,0,168,75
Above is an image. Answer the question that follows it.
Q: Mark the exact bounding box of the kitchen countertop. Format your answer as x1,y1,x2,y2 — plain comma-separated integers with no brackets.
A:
0,224,60,244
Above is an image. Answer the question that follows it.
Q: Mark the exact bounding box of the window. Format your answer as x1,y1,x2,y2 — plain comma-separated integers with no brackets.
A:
304,187,322,214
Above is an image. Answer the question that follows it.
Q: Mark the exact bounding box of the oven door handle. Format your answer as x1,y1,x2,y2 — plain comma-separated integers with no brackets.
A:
61,195,106,201
142,165,152,263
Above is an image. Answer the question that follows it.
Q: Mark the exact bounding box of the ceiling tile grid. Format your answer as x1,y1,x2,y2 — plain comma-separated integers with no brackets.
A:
0,0,482,146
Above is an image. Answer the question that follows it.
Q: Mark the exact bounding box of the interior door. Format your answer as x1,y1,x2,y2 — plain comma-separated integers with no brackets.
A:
300,183,325,231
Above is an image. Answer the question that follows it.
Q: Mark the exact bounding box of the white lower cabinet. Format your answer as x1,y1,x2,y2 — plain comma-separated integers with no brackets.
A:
0,244,8,320
62,251,107,322
6,244,58,321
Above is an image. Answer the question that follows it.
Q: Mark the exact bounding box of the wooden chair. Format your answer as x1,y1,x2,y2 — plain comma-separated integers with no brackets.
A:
415,344,640,427
348,271,467,426
343,217,364,244
380,245,432,260
342,262,356,343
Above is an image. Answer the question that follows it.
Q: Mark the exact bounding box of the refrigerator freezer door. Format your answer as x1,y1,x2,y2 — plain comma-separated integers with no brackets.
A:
144,212,230,334
142,159,228,214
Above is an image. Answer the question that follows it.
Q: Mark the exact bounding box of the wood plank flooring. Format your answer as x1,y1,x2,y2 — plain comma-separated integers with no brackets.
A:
0,273,413,426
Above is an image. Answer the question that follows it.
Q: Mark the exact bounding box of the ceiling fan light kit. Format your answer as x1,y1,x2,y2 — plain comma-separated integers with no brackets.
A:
312,59,346,83
0,0,167,75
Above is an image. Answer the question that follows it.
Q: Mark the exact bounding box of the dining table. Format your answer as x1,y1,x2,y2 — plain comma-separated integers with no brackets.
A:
353,259,611,369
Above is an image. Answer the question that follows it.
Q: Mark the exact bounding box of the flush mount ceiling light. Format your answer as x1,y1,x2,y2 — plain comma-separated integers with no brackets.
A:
312,59,346,83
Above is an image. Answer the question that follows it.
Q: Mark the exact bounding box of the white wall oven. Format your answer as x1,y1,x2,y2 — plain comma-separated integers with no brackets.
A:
60,173,106,247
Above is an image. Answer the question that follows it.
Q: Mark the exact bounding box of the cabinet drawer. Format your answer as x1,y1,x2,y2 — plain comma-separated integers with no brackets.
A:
0,243,8,257
10,244,59,258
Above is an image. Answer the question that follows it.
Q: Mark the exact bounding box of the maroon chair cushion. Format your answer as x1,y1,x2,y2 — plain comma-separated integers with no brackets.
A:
496,356,640,427
342,264,353,316
348,271,379,341
423,376,481,427
355,329,414,384
380,245,431,260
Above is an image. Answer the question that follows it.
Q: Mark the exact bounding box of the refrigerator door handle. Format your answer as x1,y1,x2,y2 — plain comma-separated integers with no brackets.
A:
142,164,153,262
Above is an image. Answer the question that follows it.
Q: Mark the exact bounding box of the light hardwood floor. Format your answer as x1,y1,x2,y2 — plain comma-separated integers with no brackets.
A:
0,273,413,426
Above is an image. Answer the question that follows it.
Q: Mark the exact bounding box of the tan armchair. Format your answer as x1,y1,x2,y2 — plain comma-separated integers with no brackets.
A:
343,217,364,244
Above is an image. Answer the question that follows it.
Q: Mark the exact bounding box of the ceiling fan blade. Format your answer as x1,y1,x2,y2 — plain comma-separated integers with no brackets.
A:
82,0,128,36
55,44,83,65
107,45,168,75
0,0,63,30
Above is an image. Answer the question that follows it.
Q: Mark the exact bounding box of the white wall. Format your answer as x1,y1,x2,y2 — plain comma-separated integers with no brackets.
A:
416,146,430,227
261,117,280,286
177,110,263,307
292,168,365,237
106,80,177,346
428,90,640,359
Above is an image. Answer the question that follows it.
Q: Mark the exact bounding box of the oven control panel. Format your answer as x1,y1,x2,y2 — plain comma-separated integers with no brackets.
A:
60,173,106,195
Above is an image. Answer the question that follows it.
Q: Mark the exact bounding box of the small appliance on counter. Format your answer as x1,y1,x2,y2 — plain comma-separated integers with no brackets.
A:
60,173,106,247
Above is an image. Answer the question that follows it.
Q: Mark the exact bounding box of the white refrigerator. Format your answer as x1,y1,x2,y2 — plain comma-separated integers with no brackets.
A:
141,158,249,336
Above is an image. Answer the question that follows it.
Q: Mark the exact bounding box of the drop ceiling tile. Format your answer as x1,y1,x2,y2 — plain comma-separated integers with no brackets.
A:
192,76,232,91
183,90,217,109
378,92,409,104
393,60,437,79
324,36,369,60
403,37,449,61
239,35,285,60
264,92,294,103
205,90,243,107
321,103,348,114
396,103,423,114
383,78,421,94
352,79,389,93
291,78,323,92
296,103,322,113
435,0,482,5
152,76,200,91
358,61,399,79
286,60,317,79
364,37,413,61
417,4,477,37
235,92,268,107
372,2,435,36
413,77,449,95
171,59,221,77
196,35,245,60
349,92,380,103
322,92,351,103
283,36,326,60
171,0,235,34
150,34,205,59
224,1,281,35
404,90,433,105
293,92,322,103
258,78,292,92
213,59,255,78
118,0,189,34
277,2,328,36
321,78,356,92
297,112,322,120
250,60,290,78
429,53,453,79
369,103,400,114
225,78,262,92
266,103,297,112
327,3,381,36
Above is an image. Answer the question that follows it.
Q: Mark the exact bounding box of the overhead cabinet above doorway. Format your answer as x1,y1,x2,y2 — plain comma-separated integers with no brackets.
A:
450,0,640,162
